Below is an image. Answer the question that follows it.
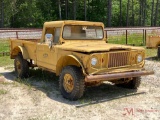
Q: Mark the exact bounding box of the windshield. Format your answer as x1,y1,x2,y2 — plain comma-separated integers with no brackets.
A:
62,25,103,40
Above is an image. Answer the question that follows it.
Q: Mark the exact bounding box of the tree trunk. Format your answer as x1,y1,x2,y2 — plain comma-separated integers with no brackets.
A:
88,0,90,20
58,0,62,20
0,0,4,27
73,0,77,20
107,0,112,27
139,0,142,26
119,0,122,26
84,0,87,20
131,0,134,26
154,0,159,26
65,0,68,19
151,0,155,26
143,0,146,26
126,0,130,26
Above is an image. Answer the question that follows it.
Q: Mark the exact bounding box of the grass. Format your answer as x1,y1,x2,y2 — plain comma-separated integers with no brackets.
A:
145,48,157,58
108,34,144,46
107,33,157,58
0,39,13,67
0,56,13,67
0,89,8,95
0,39,10,53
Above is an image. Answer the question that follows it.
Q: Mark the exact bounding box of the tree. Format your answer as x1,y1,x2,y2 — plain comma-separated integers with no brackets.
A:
154,0,159,26
151,0,155,26
126,0,130,26
0,0,4,27
65,0,68,19
142,0,146,26
139,0,142,26
73,0,77,20
131,0,134,26
84,0,87,20
58,0,62,20
1,0,160,28
119,0,122,26
107,0,112,27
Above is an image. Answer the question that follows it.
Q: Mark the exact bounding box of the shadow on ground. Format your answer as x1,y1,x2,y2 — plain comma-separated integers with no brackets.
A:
0,69,145,108
145,56,160,61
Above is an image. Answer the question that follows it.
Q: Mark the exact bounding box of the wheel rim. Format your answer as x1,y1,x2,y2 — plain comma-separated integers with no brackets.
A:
16,60,21,75
63,74,74,93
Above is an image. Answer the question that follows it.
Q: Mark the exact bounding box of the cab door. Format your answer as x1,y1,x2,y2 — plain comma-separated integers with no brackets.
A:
36,27,61,71
36,43,56,70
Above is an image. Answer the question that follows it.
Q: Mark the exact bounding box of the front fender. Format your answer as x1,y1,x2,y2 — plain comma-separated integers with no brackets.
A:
68,55,87,75
56,55,87,76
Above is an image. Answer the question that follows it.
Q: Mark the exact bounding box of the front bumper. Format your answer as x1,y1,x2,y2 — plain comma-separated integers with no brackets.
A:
85,70,154,82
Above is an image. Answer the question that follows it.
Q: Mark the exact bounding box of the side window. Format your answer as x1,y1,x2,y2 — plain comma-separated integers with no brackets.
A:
44,27,55,43
45,34,53,44
54,28,61,44
63,26,71,38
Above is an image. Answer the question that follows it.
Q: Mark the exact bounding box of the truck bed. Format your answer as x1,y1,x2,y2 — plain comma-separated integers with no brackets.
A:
10,39,40,61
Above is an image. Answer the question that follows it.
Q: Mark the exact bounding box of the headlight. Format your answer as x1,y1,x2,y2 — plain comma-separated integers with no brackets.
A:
137,55,142,63
91,58,98,66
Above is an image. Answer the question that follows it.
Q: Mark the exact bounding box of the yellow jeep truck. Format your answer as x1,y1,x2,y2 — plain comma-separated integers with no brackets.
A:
10,20,153,100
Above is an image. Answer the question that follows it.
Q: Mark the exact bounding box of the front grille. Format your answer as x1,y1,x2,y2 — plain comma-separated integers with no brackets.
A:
108,52,130,68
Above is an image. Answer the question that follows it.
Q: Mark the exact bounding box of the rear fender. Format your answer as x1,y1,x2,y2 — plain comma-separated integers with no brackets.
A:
11,46,29,59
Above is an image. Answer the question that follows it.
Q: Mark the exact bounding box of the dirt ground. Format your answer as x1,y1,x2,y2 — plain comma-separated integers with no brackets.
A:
0,59,160,120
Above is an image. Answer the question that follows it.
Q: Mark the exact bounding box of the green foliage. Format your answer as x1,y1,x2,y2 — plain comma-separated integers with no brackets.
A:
9,0,57,27
1,0,160,27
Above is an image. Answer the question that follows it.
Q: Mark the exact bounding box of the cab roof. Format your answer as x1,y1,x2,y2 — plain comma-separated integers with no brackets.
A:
43,20,104,28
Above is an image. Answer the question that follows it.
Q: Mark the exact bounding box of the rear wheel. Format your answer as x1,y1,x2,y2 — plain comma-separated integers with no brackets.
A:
157,46,160,58
116,77,141,89
14,54,29,78
59,66,85,100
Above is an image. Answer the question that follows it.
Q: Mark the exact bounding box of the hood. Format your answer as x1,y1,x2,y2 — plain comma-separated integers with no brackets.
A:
57,41,144,53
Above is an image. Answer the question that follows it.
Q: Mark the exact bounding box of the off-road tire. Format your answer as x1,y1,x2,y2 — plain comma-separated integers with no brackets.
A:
14,54,29,78
59,65,85,100
157,46,160,58
116,77,141,89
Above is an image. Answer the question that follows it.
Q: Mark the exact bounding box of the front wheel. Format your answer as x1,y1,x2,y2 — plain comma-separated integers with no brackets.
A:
59,66,85,100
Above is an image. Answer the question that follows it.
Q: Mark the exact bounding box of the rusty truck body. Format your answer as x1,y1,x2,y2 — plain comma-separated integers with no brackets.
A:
10,20,153,100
